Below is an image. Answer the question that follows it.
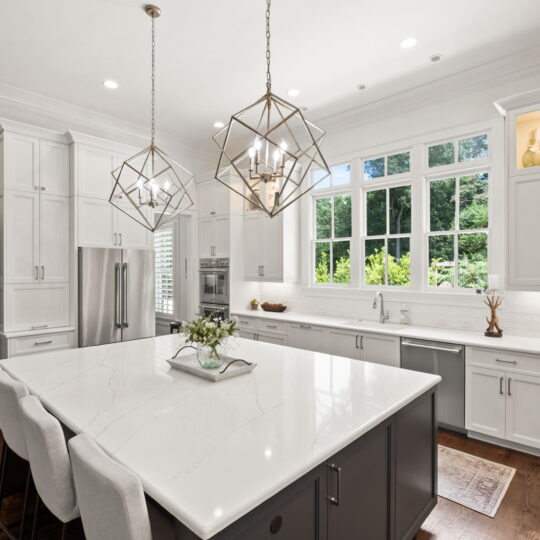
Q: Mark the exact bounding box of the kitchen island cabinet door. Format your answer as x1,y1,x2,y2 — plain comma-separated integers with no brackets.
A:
327,421,391,540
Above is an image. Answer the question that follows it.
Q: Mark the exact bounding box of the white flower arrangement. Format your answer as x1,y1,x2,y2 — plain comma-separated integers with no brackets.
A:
181,316,238,360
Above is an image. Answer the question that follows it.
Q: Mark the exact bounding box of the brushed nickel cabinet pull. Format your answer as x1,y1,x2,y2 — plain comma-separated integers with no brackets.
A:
34,340,53,346
267,324,277,329
299,324,311,329
119,233,122,246
496,358,517,365
355,335,360,349
31,324,48,330
113,233,118,245
40,186,46,191
34,265,39,280
328,463,342,506
41,266,45,280
500,377,504,395
360,335,364,350
508,378,512,396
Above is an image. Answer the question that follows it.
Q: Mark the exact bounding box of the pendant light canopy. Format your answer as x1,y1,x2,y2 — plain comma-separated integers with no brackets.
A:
110,4,194,232
213,0,331,218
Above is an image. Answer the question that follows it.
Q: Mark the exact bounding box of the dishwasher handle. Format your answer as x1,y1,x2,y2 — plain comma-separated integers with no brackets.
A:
402,340,463,355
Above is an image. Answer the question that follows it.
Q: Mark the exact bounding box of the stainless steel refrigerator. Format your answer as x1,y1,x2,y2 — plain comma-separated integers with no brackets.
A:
78,247,155,347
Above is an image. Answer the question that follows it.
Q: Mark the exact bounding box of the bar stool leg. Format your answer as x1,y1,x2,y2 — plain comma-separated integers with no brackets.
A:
0,441,7,504
29,496,40,540
60,521,68,540
18,468,31,540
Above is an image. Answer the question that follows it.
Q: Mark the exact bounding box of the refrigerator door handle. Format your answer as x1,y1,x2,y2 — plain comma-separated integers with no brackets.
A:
114,263,122,328
122,262,129,328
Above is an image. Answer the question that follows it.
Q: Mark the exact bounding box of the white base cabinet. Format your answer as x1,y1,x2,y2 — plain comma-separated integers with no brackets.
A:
1,328,75,359
288,323,325,352
466,347,540,450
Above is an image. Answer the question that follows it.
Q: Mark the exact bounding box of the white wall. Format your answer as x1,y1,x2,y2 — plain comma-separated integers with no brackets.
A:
234,69,540,338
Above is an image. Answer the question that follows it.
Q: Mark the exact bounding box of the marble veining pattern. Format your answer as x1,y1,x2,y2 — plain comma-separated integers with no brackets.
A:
1,335,439,539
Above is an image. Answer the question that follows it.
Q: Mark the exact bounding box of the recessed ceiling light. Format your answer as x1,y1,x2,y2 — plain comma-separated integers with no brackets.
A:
357,83,367,91
287,88,300,97
103,80,119,89
400,37,417,49
429,54,442,62
213,121,225,128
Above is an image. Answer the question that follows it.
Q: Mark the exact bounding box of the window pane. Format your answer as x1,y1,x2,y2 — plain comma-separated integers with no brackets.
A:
366,189,386,236
458,233,488,289
428,142,455,167
315,198,331,239
388,238,410,286
155,226,174,315
334,194,352,238
387,152,410,175
458,134,488,162
332,164,351,186
459,173,489,229
428,235,455,287
430,178,455,231
389,185,411,234
365,239,385,285
315,242,330,283
333,241,350,284
313,169,330,189
364,157,385,179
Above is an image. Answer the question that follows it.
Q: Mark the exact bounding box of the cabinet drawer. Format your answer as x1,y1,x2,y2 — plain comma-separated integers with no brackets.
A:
256,319,287,335
468,347,540,375
8,331,75,357
236,316,257,330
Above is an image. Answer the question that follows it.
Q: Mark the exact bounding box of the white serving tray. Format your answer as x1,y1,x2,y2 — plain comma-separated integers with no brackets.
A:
167,354,256,382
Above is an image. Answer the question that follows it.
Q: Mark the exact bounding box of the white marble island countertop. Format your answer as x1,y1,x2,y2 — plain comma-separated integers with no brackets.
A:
1,335,440,539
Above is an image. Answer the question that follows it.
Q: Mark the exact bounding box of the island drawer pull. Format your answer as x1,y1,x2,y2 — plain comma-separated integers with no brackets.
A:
34,340,53,346
31,324,49,330
328,463,341,506
496,358,517,365
299,324,312,329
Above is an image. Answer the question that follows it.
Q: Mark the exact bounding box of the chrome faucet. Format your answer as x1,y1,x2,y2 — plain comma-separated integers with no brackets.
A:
373,292,389,323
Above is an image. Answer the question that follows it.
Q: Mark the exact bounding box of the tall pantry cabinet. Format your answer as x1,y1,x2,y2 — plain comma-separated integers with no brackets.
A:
0,121,73,358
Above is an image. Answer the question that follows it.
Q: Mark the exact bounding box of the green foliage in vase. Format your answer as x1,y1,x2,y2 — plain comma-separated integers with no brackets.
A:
181,316,237,359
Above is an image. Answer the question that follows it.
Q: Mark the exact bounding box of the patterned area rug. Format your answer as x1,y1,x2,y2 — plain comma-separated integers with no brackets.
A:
438,445,516,517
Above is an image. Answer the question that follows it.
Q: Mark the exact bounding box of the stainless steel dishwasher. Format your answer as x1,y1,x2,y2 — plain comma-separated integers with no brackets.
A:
401,338,465,432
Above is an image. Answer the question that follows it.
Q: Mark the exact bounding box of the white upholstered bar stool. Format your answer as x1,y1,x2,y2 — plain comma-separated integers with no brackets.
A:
18,395,79,540
68,434,153,540
0,371,32,539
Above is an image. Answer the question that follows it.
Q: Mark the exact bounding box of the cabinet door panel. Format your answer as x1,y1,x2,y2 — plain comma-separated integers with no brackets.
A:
506,372,540,449
40,194,69,282
77,145,115,200
117,206,150,249
465,366,506,438
196,181,213,217
5,133,39,192
4,191,39,283
326,329,360,359
508,175,540,288
262,213,283,280
4,283,69,332
238,330,256,341
328,421,390,540
359,332,399,367
287,324,324,352
198,218,213,258
214,216,229,258
78,198,116,248
244,214,264,279
39,140,69,196
213,180,230,216
256,332,287,346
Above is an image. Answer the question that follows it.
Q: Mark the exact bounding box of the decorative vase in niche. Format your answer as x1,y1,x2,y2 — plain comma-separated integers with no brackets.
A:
196,343,227,369
522,129,540,168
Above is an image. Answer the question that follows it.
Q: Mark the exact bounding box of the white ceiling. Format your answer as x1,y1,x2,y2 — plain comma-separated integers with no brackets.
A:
1,0,540,155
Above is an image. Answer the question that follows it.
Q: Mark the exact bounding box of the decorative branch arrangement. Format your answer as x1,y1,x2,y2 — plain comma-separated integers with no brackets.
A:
484,290,503,338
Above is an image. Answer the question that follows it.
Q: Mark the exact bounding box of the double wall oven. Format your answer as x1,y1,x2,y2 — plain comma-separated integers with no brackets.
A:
199,258,229,320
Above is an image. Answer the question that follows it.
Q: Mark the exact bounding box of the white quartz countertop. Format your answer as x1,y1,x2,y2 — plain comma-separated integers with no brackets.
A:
233,309,540,356
1,335,439,539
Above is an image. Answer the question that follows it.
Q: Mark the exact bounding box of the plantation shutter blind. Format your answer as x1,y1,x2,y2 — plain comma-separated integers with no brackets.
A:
154,224,174,315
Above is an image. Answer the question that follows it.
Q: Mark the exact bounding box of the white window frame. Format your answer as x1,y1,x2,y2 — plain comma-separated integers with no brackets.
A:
425,165,490,292
154,221,176,318
362,148,412,184
362,180,413,289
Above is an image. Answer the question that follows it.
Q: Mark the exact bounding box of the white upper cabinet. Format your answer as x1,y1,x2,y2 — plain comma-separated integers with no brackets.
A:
116,205,151,249
199,216,229,258
243,207,299,282
76,144,116,200
197,180,230,218
39,140,69,196
4,133,39,192
4,191,39,283
77,198,117,248
39,194,70,282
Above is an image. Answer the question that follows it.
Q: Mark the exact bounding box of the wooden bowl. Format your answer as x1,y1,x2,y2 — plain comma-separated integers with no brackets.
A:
260,302,287,313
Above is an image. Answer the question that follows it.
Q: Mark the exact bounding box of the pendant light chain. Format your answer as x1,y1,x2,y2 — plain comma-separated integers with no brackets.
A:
151,14,156,146
265,0,272,93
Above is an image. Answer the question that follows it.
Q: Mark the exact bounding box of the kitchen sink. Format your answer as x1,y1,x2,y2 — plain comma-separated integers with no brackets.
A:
341,319,403,332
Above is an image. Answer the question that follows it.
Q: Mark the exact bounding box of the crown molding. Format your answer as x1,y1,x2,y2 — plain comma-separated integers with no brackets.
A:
0,118,67,143
316,44,540,134
0,82,214,167
494,87,540,116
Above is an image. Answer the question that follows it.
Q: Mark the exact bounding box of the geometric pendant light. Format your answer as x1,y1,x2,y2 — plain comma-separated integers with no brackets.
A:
109,4,194,232
213,0,331,218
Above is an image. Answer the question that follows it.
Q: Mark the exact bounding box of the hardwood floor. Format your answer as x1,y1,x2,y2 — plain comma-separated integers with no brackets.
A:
1,430,538,539
414,430,540,540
